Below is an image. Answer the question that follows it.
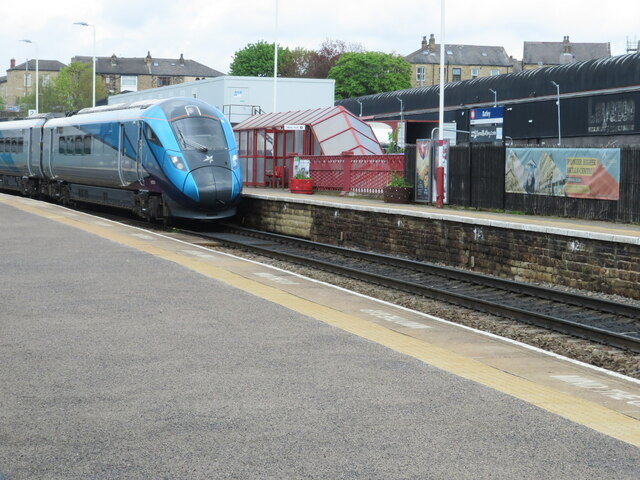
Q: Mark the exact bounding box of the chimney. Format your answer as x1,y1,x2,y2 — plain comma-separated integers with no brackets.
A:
179,53,185,66
10,58,15,69
562,35,571,54
429,33,436,52
111,53,117,66
421,36,428,50
145,51,152,66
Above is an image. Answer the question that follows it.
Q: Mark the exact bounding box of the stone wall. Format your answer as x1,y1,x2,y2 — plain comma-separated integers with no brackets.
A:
236,197,640,300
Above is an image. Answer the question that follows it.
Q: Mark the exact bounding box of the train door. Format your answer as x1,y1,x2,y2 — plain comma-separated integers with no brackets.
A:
136,123,145,186
118,122,140,186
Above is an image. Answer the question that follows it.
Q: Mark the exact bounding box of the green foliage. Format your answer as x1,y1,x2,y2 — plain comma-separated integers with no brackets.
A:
328,52,412,99
293,170,310,179
18,62,107,113
229,41,294,77
386,172,412,188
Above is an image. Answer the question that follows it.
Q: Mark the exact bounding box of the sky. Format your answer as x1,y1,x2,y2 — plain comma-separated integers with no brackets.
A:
2,0,639,74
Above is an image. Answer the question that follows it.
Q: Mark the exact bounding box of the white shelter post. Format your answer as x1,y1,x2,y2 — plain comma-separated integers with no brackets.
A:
273,0,279,112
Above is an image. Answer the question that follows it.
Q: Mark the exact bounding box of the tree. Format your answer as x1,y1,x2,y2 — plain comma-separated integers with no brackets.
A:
328,52,412,99
18,62,106,113
305,38,364,79
229,41,294,77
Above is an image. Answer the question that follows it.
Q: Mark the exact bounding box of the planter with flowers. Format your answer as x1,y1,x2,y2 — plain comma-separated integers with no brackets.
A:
383,172,413,203
290,171,315,194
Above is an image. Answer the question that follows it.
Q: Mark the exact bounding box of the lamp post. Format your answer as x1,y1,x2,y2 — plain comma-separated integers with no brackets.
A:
273,0,279,112
550,81,561,145
396,97,404,122
74,21,96,107
489,88,497,107
356,99,363,117
20,39,38,114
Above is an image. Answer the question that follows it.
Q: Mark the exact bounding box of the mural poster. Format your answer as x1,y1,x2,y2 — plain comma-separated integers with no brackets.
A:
415,139,431,202
505,148,620,200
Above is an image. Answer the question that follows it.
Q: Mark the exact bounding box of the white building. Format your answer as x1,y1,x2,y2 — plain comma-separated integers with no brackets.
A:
108,76,335,124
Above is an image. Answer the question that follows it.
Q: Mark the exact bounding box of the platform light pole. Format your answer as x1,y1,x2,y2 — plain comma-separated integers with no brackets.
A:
273,0,279,112
438,0,445,143
356,99,363,117
20,39,38,114
550,81,561,145
74,21,96,108
489,88,497,107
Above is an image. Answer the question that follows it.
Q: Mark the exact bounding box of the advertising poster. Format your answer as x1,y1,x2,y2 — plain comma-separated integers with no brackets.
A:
505,148,620,200
415,139,431,202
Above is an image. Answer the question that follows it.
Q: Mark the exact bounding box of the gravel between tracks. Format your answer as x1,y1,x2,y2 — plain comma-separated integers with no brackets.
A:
211,244,640,381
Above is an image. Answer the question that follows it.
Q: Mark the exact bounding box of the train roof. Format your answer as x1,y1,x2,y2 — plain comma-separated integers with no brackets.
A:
336,53,640,116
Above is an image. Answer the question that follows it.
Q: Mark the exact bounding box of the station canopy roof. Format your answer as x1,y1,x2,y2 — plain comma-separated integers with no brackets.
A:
234,106,383,155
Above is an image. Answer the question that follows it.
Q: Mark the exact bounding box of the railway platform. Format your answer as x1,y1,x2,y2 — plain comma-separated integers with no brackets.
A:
0,192,639,479
242,187,640,244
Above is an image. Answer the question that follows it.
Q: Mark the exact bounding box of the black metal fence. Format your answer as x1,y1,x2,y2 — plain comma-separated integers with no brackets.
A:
404,144,640,223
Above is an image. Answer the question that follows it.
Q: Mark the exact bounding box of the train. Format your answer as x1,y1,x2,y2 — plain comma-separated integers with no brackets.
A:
0,97,242,220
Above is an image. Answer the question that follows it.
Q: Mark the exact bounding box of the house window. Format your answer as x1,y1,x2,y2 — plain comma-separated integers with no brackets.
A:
121,75,138,92
490,69,500,76
24,73,32,87
42,74,51,86
452,68,461,82
471,68,479,79
157,76,172,87
416,66,425,84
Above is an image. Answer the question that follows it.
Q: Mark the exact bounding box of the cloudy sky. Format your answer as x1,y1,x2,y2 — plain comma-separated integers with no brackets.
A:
2,0,639,74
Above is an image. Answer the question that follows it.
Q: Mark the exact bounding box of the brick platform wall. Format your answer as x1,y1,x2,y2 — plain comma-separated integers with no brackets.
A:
236,198,640,300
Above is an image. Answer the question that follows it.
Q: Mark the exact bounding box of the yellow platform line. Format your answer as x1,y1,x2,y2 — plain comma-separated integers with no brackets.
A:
3,194,639,447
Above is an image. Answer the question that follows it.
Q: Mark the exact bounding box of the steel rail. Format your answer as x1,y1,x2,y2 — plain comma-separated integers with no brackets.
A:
186,226,640,353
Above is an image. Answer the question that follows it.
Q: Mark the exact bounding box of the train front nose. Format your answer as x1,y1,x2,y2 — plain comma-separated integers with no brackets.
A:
183,165,236,209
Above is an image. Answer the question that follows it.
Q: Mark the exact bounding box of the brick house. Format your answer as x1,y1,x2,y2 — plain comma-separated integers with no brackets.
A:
71,51,224,96
522,36,611,70
405,34,514,88
1,58,66,109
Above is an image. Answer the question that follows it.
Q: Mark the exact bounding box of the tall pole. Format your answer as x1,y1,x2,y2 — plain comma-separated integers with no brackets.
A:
438,0,445,142
489,88,497,107
551,81,561,145
20,39,38,114
273,0,279,112
74,22,96,107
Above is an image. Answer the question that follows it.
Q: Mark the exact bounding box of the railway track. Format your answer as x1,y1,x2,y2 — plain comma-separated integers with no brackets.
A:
183,225,640,354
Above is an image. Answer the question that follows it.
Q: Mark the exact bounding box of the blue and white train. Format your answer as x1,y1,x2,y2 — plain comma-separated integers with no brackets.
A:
0,97,242,220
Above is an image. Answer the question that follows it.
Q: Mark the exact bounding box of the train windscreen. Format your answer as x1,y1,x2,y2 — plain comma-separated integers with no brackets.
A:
172,117,228,153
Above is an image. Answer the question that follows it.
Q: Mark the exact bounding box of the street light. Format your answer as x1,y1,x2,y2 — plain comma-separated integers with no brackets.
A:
19,39,38,114
74,21,96,107
396,97,404,122
356,99,363,117
489,88,497,107
550,81,561,145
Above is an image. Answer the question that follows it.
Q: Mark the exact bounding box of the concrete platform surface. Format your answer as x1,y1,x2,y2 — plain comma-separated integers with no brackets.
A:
1,193,639,480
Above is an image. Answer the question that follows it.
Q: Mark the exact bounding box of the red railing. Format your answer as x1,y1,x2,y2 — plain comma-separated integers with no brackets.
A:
286,153,404,195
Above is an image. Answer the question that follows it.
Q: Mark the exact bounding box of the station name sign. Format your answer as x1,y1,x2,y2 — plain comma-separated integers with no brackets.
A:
469,106,504,125
284,124,306,131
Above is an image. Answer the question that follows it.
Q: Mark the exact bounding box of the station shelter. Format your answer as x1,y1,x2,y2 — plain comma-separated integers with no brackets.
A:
234,106,382,187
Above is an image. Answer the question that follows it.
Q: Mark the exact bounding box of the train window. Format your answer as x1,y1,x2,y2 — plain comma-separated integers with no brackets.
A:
10,140,17,153
172,117,227,153
83,136,92,154
68,137,75,155
75,136,83,155
0,139,4,153
144,123,162,147
59,137,66,154
18,139,24,153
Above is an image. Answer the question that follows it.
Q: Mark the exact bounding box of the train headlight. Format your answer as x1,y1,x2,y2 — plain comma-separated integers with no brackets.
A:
169,155,186,171
232,153,239,169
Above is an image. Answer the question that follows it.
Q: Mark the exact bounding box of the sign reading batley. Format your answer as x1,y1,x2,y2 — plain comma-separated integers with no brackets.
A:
470,106,504,142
